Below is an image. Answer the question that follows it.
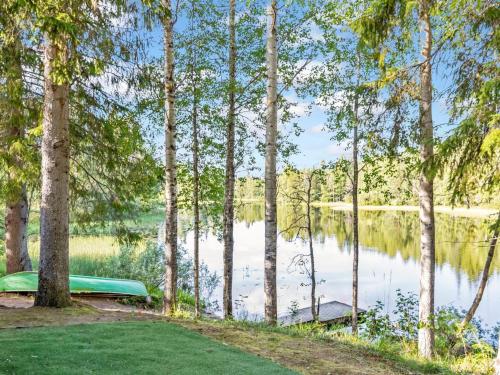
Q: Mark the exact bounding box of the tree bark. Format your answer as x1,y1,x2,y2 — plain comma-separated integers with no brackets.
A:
35,35,71,308
5,186,31,273
264,0,278,325
191,46,201,319
223,0,236,319
4,30,32,274
306,175,317,321
417,0,435,359
462,212,499,327
163,0,178,316
352,84,359,336
495,336,500,375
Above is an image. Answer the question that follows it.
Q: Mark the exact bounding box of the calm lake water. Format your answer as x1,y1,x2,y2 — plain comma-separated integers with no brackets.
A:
182,204,500,326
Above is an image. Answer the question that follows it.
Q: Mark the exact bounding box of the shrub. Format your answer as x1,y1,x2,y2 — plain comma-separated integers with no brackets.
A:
361,289,498,374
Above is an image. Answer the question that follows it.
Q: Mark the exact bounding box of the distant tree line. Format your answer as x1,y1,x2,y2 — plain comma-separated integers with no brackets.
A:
236,158,500,208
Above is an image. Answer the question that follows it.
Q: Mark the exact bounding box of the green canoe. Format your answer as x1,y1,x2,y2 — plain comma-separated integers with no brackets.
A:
0,272,148,297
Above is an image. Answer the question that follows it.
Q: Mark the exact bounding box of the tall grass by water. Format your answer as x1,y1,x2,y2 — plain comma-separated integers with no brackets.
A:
0,236,148,278
28,236,125,276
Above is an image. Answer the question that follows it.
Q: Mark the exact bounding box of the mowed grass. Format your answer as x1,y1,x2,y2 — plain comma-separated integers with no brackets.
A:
0,321,296,375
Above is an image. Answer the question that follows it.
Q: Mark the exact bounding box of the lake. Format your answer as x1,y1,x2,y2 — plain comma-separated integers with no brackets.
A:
182,204,499,327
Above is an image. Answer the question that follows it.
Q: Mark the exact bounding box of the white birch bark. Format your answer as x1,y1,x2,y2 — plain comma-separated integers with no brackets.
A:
352,84,360,335
495,338,500,375
417,0,435,358
191,42,200,319
162,0,178,316
223,0,236,319
264,0,278,325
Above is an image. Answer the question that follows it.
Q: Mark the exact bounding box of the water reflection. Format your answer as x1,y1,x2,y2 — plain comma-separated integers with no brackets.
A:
237,203,498,280
184,204,499,325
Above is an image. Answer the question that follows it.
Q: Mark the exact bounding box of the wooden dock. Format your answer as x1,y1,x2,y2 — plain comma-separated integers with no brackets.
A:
279,300,365,326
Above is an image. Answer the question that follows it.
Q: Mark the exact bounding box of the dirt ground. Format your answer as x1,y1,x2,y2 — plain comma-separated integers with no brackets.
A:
0,294,422,375
0,294,160,329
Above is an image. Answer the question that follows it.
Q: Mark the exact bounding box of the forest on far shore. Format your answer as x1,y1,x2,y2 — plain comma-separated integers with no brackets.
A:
236,158,500,208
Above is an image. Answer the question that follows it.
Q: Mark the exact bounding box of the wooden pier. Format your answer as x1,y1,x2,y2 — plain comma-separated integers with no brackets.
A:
279,301,365,326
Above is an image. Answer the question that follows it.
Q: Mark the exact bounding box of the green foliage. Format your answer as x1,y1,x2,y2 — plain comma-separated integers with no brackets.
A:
351,0,412,50
102,242,220,311
0,0,163,247
178,164,225,236
363,300,394,340
0,1,40,204
236,157,500,207
361,290,498,372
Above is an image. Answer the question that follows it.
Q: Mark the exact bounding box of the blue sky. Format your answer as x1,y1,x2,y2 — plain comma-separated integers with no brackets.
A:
137,1,455,175
285,97,451,170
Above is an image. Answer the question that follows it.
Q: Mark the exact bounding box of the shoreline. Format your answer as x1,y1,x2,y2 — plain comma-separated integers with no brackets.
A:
313,202,498,218
239,199,498,219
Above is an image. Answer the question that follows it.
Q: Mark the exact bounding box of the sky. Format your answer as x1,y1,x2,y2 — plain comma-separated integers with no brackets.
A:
285,97,451,170
135,0,455,176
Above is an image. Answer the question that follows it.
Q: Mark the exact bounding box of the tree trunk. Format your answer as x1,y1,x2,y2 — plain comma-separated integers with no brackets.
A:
35,35,71,308
352,86,359,336
191,51,201,319
3,27,32,274
417,0,435,359
462,212,499,327
163,0,178,316
223,0,236,319
264,0,278,325
5,186,32,273
306,176,317,321
495,337,500,375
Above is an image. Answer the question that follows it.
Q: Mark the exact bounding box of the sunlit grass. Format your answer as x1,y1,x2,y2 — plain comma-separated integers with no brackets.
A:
6,236,146,277
1,237,122,278
28,236,121,260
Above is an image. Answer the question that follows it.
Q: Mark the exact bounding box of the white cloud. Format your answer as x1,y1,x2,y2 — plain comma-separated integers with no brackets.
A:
309,23,325,43
315,90,349,112
283,93,310,117
293,59,325,83
327,141,351,158
310,124,325,133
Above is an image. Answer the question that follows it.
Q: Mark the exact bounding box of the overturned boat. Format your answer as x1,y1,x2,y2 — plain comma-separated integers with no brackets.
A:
0,272,148,298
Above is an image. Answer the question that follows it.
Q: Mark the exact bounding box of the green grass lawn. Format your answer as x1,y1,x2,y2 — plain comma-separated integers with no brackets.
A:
0,321,296,375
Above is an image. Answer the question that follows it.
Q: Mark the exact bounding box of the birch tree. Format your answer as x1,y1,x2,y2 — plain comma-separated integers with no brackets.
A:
282,168,324,321
308,1,382,334
496,341,500,375
416,1,435,357
353,0,437,357
191,46,201,320
223,0,237,319
162,0,178,316
264,0,278,325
